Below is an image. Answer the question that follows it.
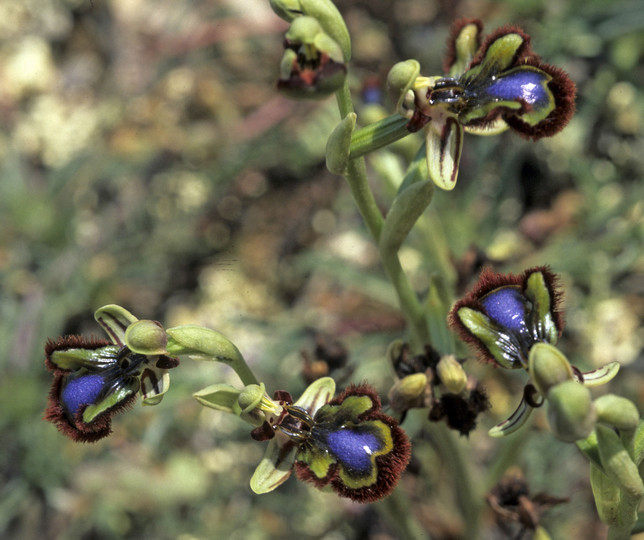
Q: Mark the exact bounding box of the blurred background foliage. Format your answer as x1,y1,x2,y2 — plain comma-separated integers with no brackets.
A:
0,0,643,538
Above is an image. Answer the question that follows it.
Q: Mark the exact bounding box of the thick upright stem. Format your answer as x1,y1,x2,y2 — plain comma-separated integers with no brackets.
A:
334,81,429,347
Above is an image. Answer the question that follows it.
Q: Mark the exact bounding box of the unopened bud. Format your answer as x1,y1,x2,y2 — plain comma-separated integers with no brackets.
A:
436,355,467,394
528,343,573,395
387,60,420,115
594,394,639,431
124,319,168,355
546,380,596,442
388,373,428,413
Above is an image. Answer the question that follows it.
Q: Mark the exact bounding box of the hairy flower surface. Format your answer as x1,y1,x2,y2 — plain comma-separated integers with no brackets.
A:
44,306,179,442
401,19,576,190
450,267,619,437
250,378,411,502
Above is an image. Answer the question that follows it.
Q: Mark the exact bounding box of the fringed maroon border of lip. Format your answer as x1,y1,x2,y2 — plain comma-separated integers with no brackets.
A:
448,266,565,366
44,374,138,443
294,383,411,503
443,18,484,74
504,59,577,140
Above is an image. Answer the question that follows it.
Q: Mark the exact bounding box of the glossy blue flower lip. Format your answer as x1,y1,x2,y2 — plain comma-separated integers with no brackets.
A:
44,327,179,442
294,384,411,503
249,378,411,503
449,266,563,369
403,19,576,191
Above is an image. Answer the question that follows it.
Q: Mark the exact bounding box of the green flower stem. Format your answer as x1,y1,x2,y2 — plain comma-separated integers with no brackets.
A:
433,423,481,539
377,487,432,540
166,325,259,386
349,114,411,160
334,81,430,347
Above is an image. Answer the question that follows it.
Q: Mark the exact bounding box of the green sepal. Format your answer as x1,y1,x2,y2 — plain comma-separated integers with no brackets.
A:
48,345,120,371
236,383,267,415
326,112,356,175
250,436,298,494
193,383,242,413
596,424,644,499
348,114,410,161
590,463,621,526
82,377,140,423
299,0,351,61
594,395,640,431
425,116,463,191
94,304,139,346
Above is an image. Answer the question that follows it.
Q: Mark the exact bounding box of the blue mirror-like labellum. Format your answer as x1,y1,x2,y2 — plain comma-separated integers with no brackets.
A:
326,428,382,473
293,385,411,503
449,267,564,370
61,372,107,417
486,69,550,109
480,286,530,335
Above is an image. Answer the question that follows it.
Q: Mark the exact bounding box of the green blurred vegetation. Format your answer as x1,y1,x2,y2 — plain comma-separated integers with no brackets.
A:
0,0,642,538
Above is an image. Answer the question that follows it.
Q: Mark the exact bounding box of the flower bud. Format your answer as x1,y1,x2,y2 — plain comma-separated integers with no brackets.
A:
594,394,639,431
278,17,347,99
546,380,596,442
528,342,573,396
436,355,467,394
388,373,428,413
125,319,168,356
387,60,420,115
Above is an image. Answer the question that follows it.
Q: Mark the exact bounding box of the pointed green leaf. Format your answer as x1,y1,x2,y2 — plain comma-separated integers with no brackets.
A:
426,117,463,191
590,463,621,526
596,424,644,498
94,305,139,346
379,179,434,256
250,436,297,494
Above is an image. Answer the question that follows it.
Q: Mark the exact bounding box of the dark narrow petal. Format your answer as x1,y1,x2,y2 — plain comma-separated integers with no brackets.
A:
443,18,484,76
